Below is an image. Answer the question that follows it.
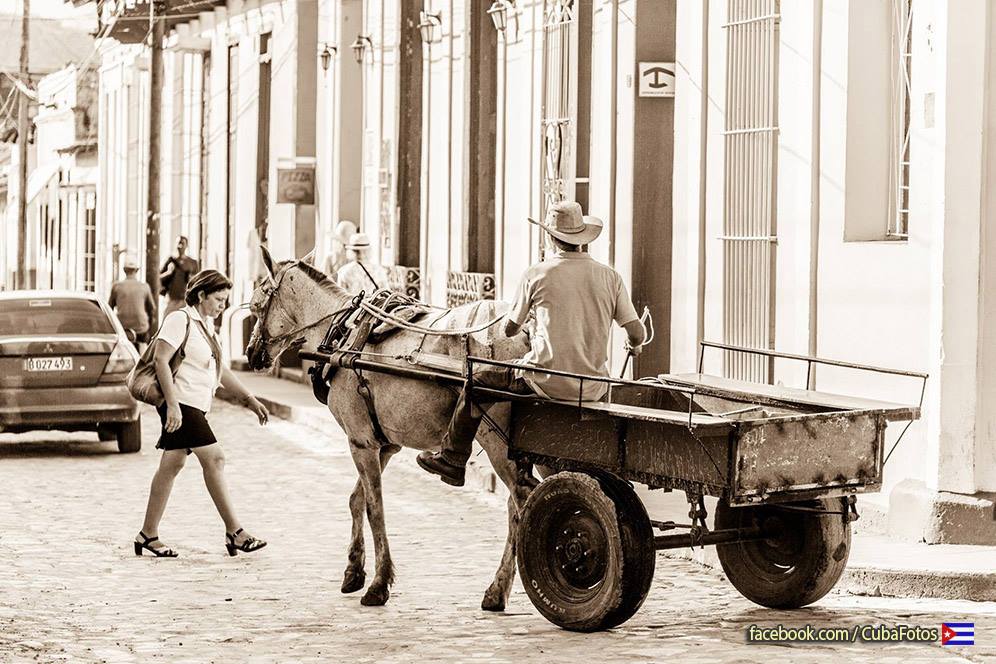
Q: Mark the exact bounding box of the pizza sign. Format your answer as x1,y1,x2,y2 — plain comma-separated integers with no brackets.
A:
276,166,316,205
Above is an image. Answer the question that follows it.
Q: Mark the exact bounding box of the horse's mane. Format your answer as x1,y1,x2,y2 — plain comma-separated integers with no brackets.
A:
291,259,347,296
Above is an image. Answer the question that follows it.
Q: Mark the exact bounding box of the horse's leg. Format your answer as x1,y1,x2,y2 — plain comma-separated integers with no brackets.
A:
342,444,401,594
477,408,533,612
341,477,368,593
348,440,395,606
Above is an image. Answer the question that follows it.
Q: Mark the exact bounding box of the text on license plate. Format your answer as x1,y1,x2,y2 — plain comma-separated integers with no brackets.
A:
25,357,73,372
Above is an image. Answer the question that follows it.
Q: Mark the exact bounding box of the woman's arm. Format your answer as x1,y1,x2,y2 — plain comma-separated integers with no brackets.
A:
220,365,269,425
154,339,183,432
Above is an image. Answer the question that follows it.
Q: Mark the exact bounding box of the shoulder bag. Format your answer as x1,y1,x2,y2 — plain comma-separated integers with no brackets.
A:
126,311,192,406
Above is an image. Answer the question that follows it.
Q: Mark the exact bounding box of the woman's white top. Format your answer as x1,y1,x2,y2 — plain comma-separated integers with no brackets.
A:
157,306,220,413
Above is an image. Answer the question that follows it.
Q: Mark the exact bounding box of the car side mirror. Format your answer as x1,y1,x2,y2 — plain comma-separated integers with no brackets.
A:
124,328,137,343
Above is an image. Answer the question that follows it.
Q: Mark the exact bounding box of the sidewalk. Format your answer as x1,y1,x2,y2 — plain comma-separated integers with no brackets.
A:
220,369,996,603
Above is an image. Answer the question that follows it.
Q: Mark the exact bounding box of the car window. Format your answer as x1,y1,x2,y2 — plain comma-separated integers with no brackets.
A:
0,298,115,335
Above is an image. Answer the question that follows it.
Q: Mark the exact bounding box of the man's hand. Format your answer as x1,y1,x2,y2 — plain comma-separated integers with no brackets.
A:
624,341,644,356
622,319,646,356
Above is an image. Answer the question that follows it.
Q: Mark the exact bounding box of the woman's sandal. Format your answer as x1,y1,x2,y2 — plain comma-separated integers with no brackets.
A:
225,528,267,557
134,531,178,558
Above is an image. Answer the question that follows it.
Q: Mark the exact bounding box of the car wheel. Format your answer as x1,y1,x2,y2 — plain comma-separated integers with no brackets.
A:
117,419,142,453
97,425,116,442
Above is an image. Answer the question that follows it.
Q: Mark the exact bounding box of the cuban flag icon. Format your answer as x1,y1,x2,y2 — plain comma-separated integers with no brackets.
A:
942,623,975,646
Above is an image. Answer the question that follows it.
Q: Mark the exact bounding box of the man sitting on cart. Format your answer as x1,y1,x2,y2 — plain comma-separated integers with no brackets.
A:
417,200,647,487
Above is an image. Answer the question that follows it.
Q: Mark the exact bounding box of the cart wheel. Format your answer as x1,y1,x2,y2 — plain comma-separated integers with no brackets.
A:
715,498,851,609
588,471,657,629
517,471,655,632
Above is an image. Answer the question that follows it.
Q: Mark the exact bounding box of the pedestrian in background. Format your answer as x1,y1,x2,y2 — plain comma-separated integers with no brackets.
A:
108,255,155,351
323,219,357,279
134,269,270,559
159,235,200,319
336,232,387,294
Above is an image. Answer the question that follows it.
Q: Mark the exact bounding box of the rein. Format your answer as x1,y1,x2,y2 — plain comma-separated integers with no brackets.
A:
255,270,355,345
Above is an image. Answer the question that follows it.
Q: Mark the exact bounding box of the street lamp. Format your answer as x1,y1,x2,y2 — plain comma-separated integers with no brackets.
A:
318,42,336,71
350,34,373,64
417,10,442,44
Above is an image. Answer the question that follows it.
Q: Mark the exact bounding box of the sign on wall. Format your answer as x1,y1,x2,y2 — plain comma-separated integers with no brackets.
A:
276,164,316,205
638,62,676,98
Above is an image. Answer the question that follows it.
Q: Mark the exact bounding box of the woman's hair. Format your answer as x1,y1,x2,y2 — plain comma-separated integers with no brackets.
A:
185,269,233,306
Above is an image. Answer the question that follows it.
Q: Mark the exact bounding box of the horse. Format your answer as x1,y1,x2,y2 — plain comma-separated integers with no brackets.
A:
245,247,535,610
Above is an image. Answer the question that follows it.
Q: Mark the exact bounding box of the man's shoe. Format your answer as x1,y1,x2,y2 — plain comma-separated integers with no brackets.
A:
417,451,466,487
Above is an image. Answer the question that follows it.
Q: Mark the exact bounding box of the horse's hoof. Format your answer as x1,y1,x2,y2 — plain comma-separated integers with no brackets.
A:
360,585,390,606
481,585,506,612
341,569,366,594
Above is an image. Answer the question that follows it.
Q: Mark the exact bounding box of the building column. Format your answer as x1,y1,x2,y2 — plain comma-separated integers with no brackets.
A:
333,0,364,231
294,0,319,258
889,0,996,545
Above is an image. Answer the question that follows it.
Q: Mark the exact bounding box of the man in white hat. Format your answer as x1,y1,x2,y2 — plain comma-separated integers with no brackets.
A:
418,200,646,486
336,231,388,295
324,219,358,279
109,254,155,350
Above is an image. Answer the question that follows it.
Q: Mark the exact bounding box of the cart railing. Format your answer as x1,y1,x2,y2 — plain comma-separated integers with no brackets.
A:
696,340,929,465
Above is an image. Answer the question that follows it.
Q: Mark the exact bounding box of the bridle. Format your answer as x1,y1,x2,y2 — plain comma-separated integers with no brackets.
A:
248,264,354,366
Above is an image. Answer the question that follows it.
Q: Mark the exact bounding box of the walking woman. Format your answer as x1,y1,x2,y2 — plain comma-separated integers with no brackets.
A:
134,270,271,558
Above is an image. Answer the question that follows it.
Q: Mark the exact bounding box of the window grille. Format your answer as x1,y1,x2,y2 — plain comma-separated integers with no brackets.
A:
721,0,780,382
540,0,577,247
888,0,912,238
82,206,96,293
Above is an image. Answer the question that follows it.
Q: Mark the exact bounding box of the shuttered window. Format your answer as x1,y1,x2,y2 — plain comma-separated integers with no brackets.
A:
721,0,779,382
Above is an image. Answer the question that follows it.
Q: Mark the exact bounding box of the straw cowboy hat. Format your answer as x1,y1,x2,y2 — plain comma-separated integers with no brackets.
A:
347,232,372,251
528,201,603,245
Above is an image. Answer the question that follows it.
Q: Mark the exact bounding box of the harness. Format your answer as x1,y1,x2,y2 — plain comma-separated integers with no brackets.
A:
254,262,507,448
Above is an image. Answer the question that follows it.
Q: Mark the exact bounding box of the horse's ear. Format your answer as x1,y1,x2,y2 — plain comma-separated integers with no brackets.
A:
300,249,316,266
260,245,275,276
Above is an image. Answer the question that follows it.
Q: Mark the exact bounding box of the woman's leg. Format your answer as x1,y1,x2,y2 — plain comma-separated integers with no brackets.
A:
139,449,188,543
191,443,241,535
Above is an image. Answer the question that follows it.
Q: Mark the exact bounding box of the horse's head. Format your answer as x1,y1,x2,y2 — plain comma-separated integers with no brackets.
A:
246,246,313,370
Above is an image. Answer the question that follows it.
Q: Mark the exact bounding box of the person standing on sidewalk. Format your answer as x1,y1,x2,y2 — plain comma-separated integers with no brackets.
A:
159,236,200,319
134,269,271,559
336,232,387,294
323,219,357,279
108,255,155,351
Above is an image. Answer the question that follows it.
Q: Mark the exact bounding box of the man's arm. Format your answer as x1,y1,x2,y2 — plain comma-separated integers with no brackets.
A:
622,319,647,355
504,320,521,338
144,286,155,322
159,258,174,279
504,274,533,338
107,284,117,309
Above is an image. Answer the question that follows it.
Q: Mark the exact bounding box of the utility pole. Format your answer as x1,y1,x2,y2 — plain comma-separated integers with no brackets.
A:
145,0,165,323
15,0,29,288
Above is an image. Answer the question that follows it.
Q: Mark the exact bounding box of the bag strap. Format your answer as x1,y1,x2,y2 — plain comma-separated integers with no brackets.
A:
357,261,381,291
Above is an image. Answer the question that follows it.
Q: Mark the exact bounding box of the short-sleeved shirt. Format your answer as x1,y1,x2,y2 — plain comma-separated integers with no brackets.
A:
508,250,639,401
108,278,154,333
337,260,388,295
157,306,221,413
160,256,200,301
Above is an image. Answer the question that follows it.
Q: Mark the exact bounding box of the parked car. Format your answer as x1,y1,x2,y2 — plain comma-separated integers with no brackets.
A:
0,290,143,452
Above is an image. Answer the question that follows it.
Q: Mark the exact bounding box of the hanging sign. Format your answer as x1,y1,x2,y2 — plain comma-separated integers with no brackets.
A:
276,164,316,205
638,62,676,98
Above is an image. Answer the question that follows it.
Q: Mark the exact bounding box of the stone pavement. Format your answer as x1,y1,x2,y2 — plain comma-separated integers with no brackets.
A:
1,400,996,663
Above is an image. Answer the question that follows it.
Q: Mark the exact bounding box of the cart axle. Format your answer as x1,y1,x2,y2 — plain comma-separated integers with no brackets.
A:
653,525,770,550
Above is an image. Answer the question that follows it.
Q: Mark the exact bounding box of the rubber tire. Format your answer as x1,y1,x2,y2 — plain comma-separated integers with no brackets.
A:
516,471,655,632
588,471,656,629
715,498,851,609
96,425,116,442
116,419,142,454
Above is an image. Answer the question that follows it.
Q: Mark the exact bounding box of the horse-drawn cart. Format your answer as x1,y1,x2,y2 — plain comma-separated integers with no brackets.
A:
300,340,925,632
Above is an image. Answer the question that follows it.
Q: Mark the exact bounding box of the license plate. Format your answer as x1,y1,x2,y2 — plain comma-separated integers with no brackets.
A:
25,357,73,372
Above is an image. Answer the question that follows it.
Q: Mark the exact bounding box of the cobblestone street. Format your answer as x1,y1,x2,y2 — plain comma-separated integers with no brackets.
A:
1,402,994,663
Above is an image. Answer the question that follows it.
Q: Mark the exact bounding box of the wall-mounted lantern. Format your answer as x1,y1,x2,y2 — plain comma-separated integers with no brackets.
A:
417,10,442,44
487,0,509,33
350,34,373,64
318,42,337,71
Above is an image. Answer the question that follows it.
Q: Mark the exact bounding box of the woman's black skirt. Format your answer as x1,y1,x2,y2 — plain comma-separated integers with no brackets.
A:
156,402,218,454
